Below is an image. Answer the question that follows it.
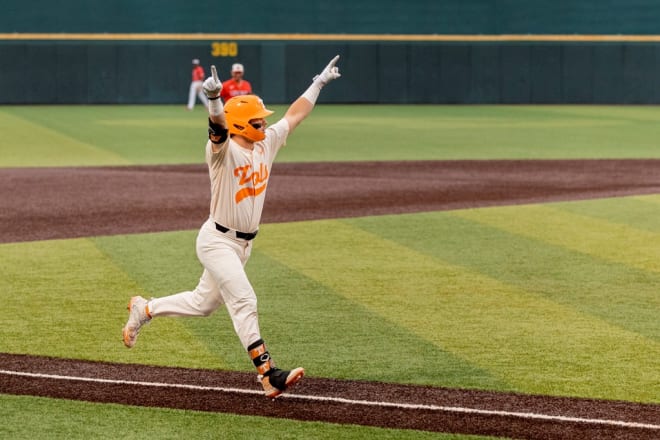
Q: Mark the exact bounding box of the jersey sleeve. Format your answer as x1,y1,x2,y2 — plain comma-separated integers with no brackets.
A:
262,118,290,162
205,137,229,166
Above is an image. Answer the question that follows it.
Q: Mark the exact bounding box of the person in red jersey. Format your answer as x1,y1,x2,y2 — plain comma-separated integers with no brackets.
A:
187,59,208,110
220,63,253,103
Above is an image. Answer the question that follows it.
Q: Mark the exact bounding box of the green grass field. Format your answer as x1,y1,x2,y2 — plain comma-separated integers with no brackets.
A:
1,105,659,439
4,104,660,167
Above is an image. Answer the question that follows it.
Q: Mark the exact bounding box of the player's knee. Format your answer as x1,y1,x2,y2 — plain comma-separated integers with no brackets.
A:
193,290,222,316
198,303,216,316
232,296,258,317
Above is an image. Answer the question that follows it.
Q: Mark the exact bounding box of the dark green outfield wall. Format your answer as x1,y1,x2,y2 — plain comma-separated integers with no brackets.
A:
5,0,660,34
4,0,660,104
3,40,660,104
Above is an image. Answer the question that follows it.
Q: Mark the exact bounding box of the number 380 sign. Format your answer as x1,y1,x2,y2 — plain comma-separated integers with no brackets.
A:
211,42,238,57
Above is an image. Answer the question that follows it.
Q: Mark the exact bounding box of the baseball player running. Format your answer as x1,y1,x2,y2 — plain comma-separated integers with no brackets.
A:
123,55,341,398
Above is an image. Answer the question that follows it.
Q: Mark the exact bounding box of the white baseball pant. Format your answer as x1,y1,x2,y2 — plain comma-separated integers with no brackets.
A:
149,218,261,350
187,80,209,110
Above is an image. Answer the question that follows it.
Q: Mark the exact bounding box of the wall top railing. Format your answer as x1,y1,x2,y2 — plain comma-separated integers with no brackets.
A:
7,33,660,42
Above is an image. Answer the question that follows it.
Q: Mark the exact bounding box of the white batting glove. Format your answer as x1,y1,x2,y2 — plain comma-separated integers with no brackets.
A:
203,65,223,98
313,55,341,85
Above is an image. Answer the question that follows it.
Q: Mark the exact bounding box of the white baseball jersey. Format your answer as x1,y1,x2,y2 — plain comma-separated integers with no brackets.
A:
206,118,289,233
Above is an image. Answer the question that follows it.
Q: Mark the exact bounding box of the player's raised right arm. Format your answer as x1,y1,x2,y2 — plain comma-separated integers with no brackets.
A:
203,66,228,150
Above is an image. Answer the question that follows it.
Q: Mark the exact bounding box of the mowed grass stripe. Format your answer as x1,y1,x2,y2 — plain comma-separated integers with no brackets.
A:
633,194,660,206
270,104,660,161
7,105,660,167
455,204,660,276
1,394,490,440
350,212,659,340
249,250,504,388
2,105,204,166
0,238,224,369
550,196,660,233
93,230,503,388
0,110,129,167
256,220,660,402
3,210,659,402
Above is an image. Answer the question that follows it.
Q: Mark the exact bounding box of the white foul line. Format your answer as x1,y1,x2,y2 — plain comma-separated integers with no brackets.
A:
1,369,658,431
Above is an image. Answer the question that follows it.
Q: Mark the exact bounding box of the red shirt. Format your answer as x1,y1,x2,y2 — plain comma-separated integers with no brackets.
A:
192,66,205,82
221,79,253,102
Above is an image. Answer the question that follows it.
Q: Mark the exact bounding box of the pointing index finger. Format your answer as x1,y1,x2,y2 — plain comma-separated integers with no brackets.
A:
211,65,219,83
328,55,340,68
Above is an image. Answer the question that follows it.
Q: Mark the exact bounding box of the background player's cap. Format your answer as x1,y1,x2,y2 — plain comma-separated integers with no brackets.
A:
192,59,200,65
232,63,245,73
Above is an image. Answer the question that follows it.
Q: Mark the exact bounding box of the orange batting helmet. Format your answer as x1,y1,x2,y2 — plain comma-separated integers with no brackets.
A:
224,95,274,142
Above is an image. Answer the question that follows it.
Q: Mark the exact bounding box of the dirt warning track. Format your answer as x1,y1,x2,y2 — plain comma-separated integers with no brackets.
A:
1,353,659,440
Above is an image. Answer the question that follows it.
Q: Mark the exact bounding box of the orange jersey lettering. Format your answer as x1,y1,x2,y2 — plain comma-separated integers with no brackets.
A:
233,163,269,203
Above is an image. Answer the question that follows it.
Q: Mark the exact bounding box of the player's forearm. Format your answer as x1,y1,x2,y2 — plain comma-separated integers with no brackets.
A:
284,95,315,132
208,103,226,127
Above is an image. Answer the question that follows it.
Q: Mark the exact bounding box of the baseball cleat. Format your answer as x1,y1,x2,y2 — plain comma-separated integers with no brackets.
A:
258,367,305,399
122,296,151,348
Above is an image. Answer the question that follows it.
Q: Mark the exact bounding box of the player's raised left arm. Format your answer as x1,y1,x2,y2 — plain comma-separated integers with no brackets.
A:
284,55,341,133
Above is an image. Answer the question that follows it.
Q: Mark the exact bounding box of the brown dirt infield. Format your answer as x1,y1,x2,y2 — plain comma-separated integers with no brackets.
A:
1,159,660,439
4,159,660,243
